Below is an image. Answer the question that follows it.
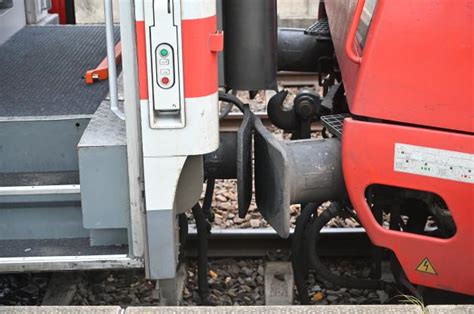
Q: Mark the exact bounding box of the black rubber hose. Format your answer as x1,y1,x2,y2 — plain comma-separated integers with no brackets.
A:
370,205,384,279
307,203,386,290
292,202,319,304
219,90,238,120
202,179,215,223
219,91,245,113
219,103,233,120
191,203,210,304
177,213,189,263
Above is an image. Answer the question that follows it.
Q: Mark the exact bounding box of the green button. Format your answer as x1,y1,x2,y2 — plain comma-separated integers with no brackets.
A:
160,49,169,57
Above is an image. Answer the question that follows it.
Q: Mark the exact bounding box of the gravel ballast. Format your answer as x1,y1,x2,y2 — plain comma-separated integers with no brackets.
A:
1,258,388,307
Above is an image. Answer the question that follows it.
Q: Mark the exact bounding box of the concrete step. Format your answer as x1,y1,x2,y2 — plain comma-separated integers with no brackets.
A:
125,305,422,313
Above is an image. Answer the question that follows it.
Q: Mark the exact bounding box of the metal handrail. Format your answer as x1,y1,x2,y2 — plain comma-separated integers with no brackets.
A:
345,0,366,64
104,0,125,120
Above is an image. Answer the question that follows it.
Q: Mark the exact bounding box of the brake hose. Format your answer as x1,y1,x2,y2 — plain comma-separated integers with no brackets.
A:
191,203,211,305
306,203,388,290
218,91,245,119
292,202,319,304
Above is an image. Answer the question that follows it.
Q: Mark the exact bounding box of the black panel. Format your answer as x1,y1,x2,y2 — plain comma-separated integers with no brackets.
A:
223,0,278,91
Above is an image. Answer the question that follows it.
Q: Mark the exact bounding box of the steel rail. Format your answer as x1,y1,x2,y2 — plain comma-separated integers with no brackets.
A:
185,227,371,258
278,71,319,87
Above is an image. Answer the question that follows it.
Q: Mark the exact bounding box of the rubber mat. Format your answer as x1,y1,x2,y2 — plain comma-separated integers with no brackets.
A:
0,26,120,117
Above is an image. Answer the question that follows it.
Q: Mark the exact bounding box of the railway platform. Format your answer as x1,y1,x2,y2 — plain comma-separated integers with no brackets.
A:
1,305,472,313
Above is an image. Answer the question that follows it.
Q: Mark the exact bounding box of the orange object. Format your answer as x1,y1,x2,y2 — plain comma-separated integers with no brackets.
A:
312,292,324,302
85,42,122,84
135,21,149,100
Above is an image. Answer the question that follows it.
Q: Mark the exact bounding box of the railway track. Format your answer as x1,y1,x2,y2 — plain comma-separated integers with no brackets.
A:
278,71,319,88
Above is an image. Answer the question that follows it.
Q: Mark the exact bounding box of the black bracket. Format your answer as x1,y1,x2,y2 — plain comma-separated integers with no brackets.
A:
267,90,328,139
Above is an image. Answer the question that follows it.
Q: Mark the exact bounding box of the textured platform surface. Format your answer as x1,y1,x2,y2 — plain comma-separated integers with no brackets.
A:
78,100,126,148
0,26,119,117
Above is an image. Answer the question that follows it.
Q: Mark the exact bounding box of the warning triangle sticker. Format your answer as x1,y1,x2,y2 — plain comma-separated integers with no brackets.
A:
416,257,438,275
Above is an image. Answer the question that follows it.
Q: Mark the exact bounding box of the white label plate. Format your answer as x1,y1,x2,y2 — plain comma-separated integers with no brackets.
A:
394,143,474,184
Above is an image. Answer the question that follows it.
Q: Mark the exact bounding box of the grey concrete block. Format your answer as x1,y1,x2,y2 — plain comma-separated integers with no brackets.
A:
427,305,474,314
75,0,120,24
264,262,294,305
74,0,317,24
41,273,81,306
277,0,318,18
158,264,188,306
125,305,422,313
278,18,315,28
37,14,59,26
0,307,121,314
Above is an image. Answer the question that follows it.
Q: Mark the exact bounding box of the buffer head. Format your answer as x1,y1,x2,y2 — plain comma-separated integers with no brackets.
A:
253,116,345,238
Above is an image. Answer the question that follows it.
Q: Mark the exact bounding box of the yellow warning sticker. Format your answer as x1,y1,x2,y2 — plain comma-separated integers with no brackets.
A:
416,257,438,275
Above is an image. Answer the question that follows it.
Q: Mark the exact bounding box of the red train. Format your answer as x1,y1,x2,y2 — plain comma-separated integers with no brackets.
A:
326,0,473,299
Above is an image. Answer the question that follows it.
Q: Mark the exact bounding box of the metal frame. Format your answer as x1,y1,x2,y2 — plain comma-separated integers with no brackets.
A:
0,2,147,270
0,184,80,196
119,0,147,262
104,0,124,120
0,254,143,273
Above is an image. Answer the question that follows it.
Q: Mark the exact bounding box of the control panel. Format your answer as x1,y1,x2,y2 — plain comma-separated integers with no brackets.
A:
144,0,185,128
156,44,174,89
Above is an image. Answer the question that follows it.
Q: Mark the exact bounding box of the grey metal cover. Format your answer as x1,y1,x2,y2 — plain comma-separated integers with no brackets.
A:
254,116,290,237
237,106,254,218
321,114,350,139
78,100,126,148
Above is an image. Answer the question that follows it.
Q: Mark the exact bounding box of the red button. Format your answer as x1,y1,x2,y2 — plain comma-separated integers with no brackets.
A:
161,77,170,85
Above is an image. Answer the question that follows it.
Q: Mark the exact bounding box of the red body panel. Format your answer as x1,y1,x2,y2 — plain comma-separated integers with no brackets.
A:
182,16,220,98
49,0,67,24
136,21,149,100
342,118,474,295
327,0,474,294
136,16,220,101
326,0,473,133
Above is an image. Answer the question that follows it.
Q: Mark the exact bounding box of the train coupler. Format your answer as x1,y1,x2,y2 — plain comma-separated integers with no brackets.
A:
253,116,345,238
